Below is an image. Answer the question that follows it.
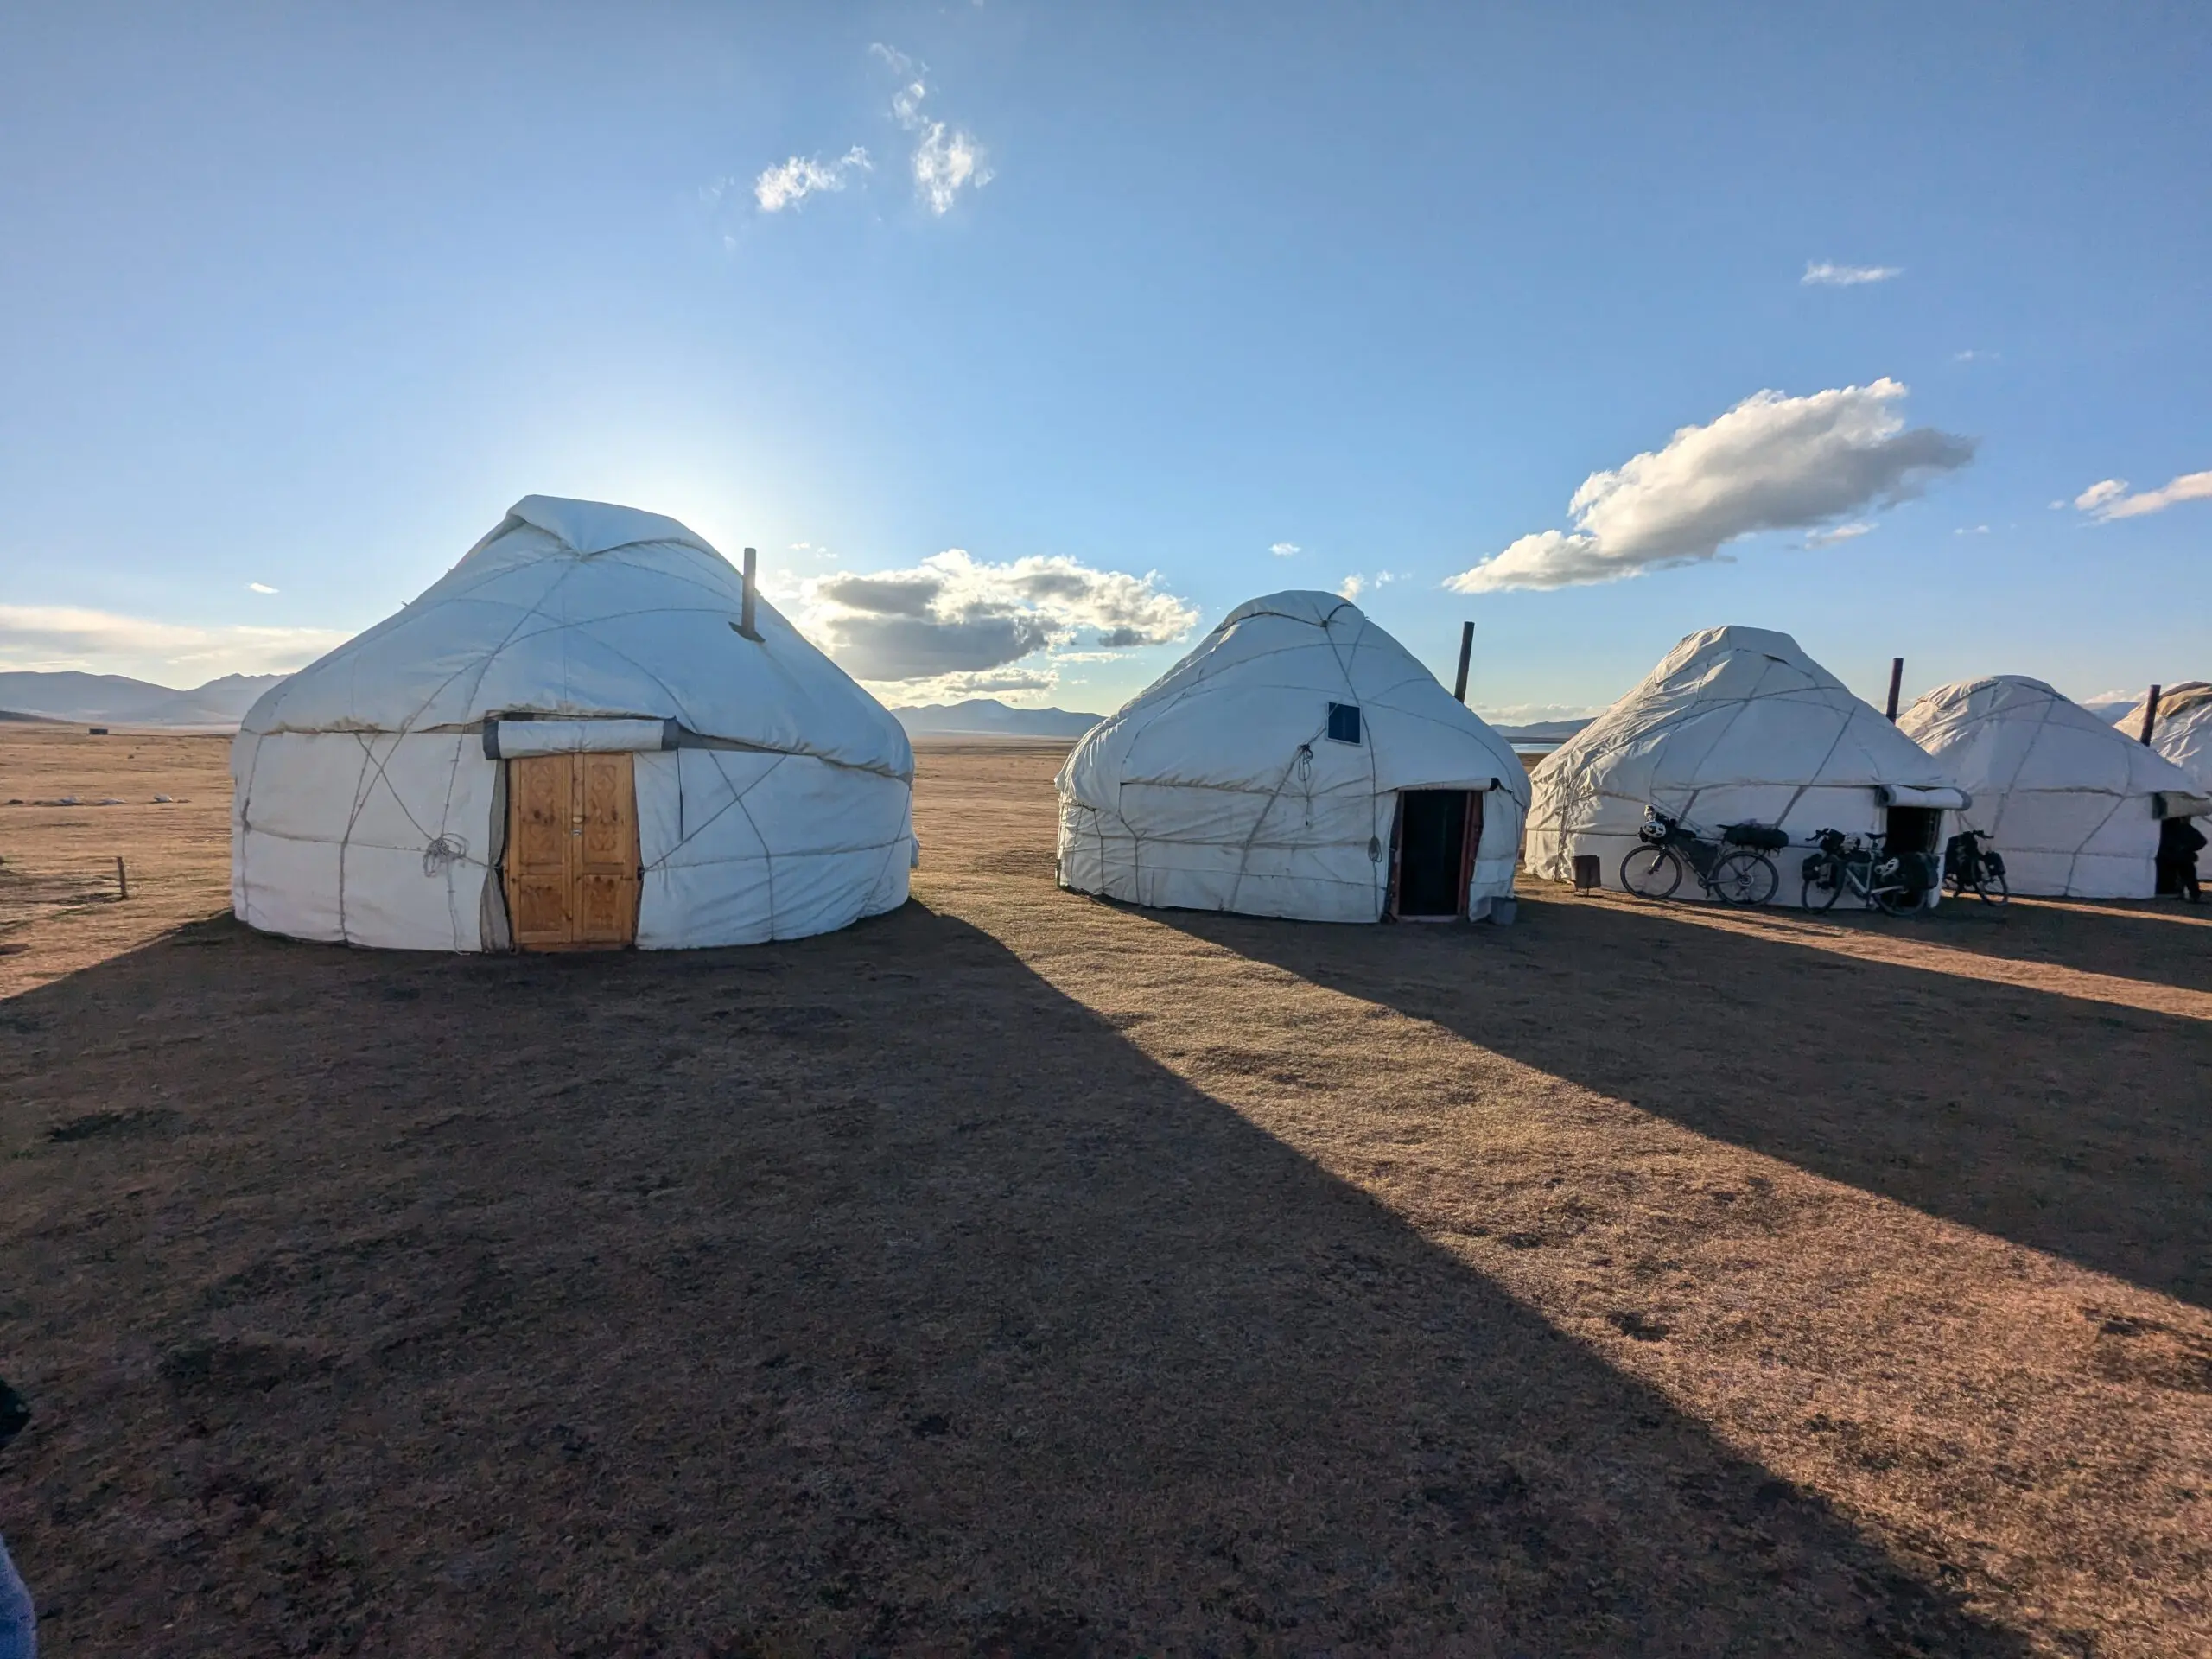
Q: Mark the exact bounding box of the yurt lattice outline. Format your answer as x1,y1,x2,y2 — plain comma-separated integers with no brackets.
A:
1525,625,1969,904
1057,591,1530,923
1898,675,2207,898
232,495,915,952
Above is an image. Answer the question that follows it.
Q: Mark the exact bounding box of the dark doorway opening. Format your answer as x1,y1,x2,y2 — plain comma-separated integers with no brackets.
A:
1884,806,1943,856
1882,804,1944,909
1392,790,1482,919
2157,816,2204,898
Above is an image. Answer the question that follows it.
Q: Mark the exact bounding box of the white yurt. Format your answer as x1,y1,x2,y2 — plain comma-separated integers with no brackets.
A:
232,495,916,952
2124,681,2212,791
1056,591,1530,923
1526,625,1967,903
1898,676,2208,898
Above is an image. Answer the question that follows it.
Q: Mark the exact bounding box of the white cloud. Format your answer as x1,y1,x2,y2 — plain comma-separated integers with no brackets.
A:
1446,378,1975,593
912,125,989,215
792,549,1196,683
0,604,347,680
2075,469,2212,521
1332,572,1397,600
1805,521,1873,548
753,146,872,213
1953,524,1991,536
1802,261,1903,287
867,664,1060,708
1269,542,1300,556
1953,349,1998,363
247,582,278,594
874,42,992,214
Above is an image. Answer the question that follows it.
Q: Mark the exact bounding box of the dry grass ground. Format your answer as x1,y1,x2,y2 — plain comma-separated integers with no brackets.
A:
0,726,2207,1656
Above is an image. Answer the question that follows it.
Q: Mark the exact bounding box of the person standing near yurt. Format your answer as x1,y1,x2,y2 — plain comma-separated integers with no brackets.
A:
232,496,916,952
1057,591,1529,923
2121,681,2212,899
1525,625,1968,906
1899,676,2209,899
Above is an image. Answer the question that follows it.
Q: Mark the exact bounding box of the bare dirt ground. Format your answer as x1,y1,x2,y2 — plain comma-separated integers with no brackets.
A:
1,726,2207,1656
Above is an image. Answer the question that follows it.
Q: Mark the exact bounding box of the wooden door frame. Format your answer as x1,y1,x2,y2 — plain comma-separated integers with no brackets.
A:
500,752,642,951
1458,788,1484,919
1386,788,1484,922
1384,794,1404,919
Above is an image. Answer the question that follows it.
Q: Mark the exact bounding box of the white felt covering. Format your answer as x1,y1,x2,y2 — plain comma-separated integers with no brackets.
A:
1526,625,1967,905
487,717,671,757
1056,591,1529,923
1899,675,2201,897
2124,682,2212,793
232,495,913,950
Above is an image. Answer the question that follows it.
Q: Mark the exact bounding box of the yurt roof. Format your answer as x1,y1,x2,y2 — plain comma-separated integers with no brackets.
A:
1538,624,1960,800
2124,679,2212,790
1900,675,2197,801
1058,589,1529,807
241,495,911,779
2126,680,2212,732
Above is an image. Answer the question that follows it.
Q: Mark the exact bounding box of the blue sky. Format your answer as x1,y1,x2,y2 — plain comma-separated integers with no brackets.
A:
1,3,2205,719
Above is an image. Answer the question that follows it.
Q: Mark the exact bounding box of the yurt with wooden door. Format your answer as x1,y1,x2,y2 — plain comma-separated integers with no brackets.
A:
1898,676,2208,898
1055,591,1529,923
1526,625,1969,905
232,495,916,951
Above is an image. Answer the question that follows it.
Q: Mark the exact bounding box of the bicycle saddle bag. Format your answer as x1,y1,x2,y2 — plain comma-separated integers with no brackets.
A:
1722,822,1789,850
1891,850,1937,889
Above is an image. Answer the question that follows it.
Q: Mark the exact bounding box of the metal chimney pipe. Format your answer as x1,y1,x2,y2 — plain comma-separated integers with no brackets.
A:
1885,657,1904,721
2139,683,2164,746
741,547,759,641
1452,621,1475,704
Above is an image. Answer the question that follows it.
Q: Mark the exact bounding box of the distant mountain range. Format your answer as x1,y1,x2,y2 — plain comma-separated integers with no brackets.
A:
887,700,1593,745
0,671,286,727
1489,717,1592,744
893,699,1104,739
22,682,2128,747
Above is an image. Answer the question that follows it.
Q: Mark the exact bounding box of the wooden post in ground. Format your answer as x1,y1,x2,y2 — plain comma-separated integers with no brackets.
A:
1885,657,1904,721
2139,684,2164,746
116,857,128,900
1452,621,1474,704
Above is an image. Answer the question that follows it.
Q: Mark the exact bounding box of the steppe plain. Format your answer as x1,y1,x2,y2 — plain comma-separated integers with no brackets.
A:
1,725,2207,1656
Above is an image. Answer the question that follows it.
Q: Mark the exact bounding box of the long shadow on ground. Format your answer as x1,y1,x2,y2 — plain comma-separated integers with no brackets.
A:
1881,891,2212,995
1147,893,2212,1309
0,906,2024,1655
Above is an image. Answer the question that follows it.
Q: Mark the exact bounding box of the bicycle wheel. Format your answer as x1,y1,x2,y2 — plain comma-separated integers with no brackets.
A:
1873,877,1922,917
1712,849,1778,906
1620,844,1683,899
1976,868,2009,907
1800,853,1844,912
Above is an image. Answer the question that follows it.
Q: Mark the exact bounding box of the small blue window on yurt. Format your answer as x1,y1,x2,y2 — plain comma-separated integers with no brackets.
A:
1326,702,1363,745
